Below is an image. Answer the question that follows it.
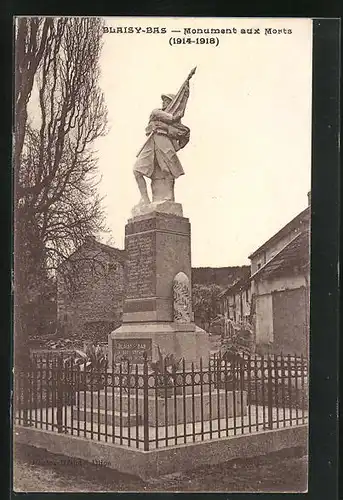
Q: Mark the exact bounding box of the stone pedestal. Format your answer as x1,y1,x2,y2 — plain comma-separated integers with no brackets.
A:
131,200,183,218
109,206,210,367
108,321,209,367
77,390,247,426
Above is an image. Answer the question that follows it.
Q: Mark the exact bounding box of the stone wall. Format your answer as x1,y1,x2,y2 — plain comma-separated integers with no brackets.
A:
57,241,126,341
254,274,309,355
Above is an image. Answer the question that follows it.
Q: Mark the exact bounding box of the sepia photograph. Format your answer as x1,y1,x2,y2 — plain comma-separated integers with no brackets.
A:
13,16,315,492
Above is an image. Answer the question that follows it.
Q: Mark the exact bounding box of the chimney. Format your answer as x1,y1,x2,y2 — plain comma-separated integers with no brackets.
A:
307,191,311,206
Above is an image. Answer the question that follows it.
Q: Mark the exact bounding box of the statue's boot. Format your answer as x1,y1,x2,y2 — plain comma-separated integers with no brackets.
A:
134,172,151,204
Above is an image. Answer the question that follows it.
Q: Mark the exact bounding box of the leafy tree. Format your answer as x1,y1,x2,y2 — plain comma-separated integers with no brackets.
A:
192,283,223,332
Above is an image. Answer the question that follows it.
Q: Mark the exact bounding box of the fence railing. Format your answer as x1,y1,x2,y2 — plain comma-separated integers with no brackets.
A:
14,353,308,450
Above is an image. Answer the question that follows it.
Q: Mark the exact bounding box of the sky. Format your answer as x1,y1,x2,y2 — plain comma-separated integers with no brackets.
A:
94,17,312,267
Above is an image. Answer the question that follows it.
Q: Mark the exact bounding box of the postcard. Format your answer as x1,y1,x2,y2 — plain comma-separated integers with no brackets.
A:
13,16,329,493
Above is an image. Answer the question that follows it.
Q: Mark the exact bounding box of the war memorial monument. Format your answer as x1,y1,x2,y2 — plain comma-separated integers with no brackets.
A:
108,68,211,367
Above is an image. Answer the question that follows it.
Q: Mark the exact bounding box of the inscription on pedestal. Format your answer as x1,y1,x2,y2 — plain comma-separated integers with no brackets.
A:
126,233,155,299
126,218,156,234
112,338,152,364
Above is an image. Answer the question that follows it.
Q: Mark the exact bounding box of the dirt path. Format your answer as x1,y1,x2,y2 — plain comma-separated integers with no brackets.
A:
13,443,307,492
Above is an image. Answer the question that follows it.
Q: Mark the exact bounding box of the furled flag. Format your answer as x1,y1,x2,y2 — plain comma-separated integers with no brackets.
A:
136,67,196,157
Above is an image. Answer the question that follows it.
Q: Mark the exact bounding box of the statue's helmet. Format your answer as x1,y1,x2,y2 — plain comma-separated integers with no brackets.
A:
161,93,175,102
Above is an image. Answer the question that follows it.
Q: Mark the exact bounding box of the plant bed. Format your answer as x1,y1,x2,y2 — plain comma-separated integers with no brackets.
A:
150,346,184,398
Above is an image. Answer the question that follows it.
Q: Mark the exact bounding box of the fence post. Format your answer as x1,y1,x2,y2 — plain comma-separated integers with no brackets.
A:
267,356,273,430
56,355,63,433
143,353,149,451
22,366,29,426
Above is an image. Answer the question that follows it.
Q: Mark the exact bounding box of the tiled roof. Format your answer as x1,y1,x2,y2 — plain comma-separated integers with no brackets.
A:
219,268,251,297
58,238,126,267
248,206,310,259
251,229,310,281
95,241,126,262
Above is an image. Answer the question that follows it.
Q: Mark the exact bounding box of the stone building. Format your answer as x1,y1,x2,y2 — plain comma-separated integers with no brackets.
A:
56,236,126,340
249,198,311,355
218,193,311,355
219,268,252,325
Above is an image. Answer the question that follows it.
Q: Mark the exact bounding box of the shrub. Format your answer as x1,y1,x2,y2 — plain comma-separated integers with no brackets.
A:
63,343,108,391
150,346,183,396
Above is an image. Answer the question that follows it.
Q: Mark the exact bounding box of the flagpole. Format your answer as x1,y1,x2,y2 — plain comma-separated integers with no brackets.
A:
136,67,196,157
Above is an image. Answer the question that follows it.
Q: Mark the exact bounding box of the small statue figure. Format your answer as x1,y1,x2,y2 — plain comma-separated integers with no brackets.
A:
133,68,196,207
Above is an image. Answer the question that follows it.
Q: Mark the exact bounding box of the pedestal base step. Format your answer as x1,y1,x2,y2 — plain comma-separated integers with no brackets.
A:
74,407,142,427
77,390,247,426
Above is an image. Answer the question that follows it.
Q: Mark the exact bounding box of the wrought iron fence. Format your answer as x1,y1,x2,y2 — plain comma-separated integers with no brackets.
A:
14,353,308,450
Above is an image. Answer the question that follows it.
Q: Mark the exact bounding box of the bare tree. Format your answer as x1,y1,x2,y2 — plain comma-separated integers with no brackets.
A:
14,17,108,364
14,17,54,184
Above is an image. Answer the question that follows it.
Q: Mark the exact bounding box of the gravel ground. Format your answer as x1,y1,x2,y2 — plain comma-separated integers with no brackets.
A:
13,443,307,492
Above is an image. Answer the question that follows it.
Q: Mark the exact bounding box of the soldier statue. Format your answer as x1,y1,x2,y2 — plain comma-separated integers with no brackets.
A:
133,68,196,208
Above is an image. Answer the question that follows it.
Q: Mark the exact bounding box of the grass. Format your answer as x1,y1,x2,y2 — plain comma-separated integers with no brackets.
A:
13,442,307,492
